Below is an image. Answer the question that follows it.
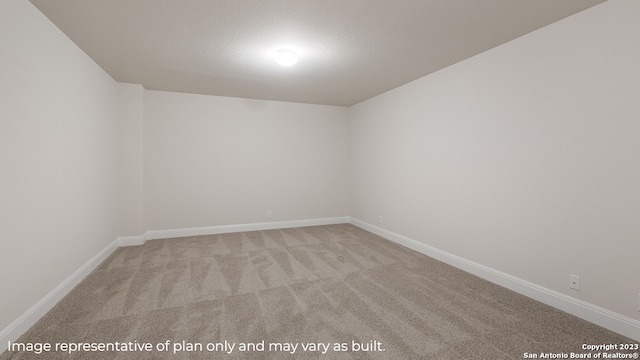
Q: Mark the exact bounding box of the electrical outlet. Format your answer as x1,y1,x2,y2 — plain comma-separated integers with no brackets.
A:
266,211,273,220
569,274,580,291
637,293,640,312
378,216,382,225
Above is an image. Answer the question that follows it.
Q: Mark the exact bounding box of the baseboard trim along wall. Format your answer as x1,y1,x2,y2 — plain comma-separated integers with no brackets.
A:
118,234,146,247
141,216,351,243
118,217,351,247
0,238,121,354
348,217,640,342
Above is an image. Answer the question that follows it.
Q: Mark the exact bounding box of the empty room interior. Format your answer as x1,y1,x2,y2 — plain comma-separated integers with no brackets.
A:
1,0,639,358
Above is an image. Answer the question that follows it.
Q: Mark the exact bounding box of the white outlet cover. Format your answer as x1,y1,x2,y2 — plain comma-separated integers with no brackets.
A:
569,274,580,291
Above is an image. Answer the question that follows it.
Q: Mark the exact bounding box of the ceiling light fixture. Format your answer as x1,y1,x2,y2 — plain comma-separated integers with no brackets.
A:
275,48,298,67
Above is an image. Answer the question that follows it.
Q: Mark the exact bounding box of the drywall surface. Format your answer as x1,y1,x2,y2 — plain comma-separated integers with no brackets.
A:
349,0,640,320
144,91,349,231
117,83,145,236
0,0,118,333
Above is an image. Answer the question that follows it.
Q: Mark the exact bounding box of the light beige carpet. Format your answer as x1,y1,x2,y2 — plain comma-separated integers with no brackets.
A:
1,224,634,359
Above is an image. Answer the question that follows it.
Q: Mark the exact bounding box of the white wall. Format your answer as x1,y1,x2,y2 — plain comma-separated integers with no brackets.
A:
117,83,145,236
350,0,640,320
144,91,349,231
0,0,119,334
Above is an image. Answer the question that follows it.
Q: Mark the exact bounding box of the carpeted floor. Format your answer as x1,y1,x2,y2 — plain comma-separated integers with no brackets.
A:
1,224,635,359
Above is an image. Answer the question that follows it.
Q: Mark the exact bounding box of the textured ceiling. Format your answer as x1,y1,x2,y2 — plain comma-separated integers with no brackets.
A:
29,0,605,106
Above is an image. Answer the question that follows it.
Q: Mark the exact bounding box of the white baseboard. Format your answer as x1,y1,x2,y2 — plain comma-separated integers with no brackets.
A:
117,218,351,246
143,216,350,242
117,234,146,247
0,238,121,354
348,217,640,342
